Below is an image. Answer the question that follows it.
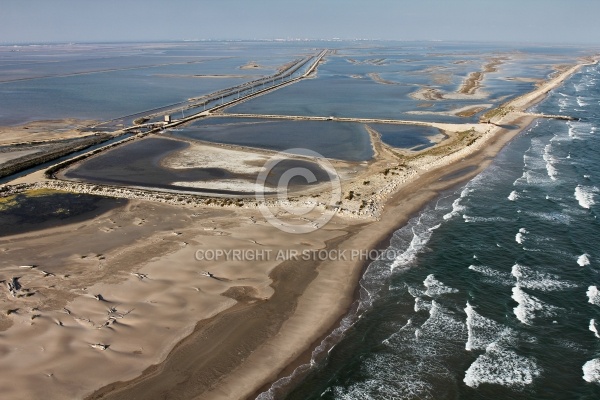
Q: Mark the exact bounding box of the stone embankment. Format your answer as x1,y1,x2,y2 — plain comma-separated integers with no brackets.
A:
0,134,112,179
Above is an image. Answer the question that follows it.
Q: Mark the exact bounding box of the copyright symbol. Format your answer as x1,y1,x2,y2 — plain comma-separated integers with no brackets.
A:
255,148,341,234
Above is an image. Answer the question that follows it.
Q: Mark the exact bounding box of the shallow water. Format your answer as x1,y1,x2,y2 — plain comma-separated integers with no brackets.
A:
63,137,332,194
0,41,317,126
228,42,586,124
0,191,126,237
0,41,587,129
370,123,442,150
171,117,374,161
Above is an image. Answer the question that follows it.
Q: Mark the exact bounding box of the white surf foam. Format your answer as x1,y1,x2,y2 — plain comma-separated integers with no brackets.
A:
407,286,425,298
568,121,594,140
414,297,431,312
390,222,440,271
462,215,512,223
512,286,559,325
583,358,600,383
516,228,528,245
543,144,558,180
587,286,600,306
524,211,572,224
508,190,519,201
419,300,466,340
465,303,516,351
590,319,600,339
577,96,589,107
575,185,598,209
511,264,577,291
468,265,513,286
558,97,568,112
423,274,459,297
443,188,471,220
569,125,576,138
578,254,591,267
464,343,541,388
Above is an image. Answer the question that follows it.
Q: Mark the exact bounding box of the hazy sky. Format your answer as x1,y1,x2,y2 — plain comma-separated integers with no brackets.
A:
1,0,599,44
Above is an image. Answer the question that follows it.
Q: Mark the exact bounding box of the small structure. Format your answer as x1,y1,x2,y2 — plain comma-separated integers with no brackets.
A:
164,115,171,124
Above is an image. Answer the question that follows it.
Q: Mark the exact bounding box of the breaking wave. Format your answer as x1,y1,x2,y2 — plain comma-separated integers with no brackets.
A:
587,286,600,306
578,253,591,267
464,343,541,388
512,286,560,325
583,358,600,383
574,185,598,209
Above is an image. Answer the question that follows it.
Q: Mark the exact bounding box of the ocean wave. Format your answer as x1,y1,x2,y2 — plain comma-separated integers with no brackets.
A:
468,264,513,286
523,148,546,171
464,343,541,388
543,144,558,180
574,185,598,209
568,120,594,140
418,300,466,341
443,188,471,220
347,303,467,399
406,285,425,298
583,358,600,383
523,211,572,224
414,297,432,312
390,225,437,271
465,303,516,351
558,97,569,112
512,286,560,325
423,274,459,297
578,253,591,267
511,264,578,291
462,215,513,223
577,96,590,107
389,207,443,272
516,170,554,187
516,228,528,244
508,190,519,201
332,374,434,400
587,286,600,306
590,319,600,339
522,246,577,259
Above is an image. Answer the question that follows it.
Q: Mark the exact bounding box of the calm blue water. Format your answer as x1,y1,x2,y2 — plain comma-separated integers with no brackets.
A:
170,117,374,161
0,41,587,129
371,124,441,150
228,43,586,124
0,41,317,126
263,62,600,400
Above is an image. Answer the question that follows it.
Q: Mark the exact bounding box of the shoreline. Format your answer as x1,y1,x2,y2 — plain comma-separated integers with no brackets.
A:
189,59,597,399
0,55,596,400
252,116,539,400
89,117,535,400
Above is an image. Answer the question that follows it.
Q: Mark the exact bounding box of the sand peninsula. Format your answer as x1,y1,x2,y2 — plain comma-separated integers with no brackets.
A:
0,51,597,400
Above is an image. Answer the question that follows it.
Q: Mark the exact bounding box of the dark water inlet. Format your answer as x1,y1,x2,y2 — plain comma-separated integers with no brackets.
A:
63,137,332,194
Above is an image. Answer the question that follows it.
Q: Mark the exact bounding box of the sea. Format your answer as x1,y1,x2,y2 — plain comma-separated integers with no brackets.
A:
261,62,600,398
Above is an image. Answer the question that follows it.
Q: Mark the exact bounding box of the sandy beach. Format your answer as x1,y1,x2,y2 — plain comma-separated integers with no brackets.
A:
0,52,596,400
